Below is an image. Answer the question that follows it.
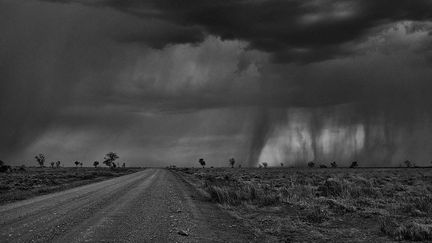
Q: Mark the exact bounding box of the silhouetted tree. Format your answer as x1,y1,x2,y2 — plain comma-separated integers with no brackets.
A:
404,160,412,168
50,162,55,168
229,158,235,168
199,158,206,168
350,161,359,168
307,161,315,168
74,161,80,167
262,162,268,168
93,161,99,168
280,163,284,167
122,163,125,168
80,162,83,167
0,160,11,173
103,152,119,168
55,161,61,168
35,154,45,167
319,164,327,168
330,161,337,168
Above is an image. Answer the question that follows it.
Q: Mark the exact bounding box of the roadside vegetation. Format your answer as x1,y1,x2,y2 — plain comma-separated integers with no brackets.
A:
173,165,432,242
0,152,142,205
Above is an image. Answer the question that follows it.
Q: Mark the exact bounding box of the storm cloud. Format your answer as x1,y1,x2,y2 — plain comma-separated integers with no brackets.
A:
1,0,432,166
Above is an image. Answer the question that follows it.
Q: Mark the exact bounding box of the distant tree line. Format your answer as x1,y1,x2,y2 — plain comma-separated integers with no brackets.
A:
26,152,124,169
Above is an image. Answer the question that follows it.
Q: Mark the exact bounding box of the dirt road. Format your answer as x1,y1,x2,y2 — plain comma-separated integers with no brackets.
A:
0,169,256,242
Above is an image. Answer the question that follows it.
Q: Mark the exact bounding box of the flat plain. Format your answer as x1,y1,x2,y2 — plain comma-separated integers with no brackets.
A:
174,167,432,242
0,169,256,242
0,167,142,205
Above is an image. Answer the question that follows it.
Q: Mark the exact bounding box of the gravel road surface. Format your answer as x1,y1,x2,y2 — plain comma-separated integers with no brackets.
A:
0,169,256,242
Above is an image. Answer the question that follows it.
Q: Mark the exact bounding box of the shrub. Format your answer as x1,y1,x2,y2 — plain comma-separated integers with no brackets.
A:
18,165,26,172
305,206,329,223
199,158,206,168
35,154,45,167
381,218,432,241
318,178,344,197
0,165,11,173
350,161,359,168
229,158,235,168
411,196,432,214
404,160,412,168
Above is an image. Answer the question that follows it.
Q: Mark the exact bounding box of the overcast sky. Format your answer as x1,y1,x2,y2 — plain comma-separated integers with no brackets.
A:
1,0,432,167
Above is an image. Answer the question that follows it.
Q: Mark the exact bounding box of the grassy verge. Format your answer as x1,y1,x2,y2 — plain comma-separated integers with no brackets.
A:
0,167,143,205
172,167,432,242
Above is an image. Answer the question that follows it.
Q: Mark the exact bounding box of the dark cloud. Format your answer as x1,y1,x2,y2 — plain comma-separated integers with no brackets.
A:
2,0,432,167
116,23,205,49
44,0,432,63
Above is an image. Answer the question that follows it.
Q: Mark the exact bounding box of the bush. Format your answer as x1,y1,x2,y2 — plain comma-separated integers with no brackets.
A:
0,165,11,173
203,179,280,206
350,161,359,168
318,178,344,197
305,206,329,223
410,196,432,214
381,218,432,241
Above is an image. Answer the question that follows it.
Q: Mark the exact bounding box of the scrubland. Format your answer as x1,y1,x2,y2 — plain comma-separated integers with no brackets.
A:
0,167,142,205
174,167,432,242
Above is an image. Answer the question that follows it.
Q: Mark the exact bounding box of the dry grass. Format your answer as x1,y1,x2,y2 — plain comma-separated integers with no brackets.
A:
174,167,432,242
0,167,142,204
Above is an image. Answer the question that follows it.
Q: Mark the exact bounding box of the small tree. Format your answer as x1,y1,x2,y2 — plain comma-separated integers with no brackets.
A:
280,163,284,167
93,161,99,168
74,161,80,167
350,161,358,168
55,161,61,168
262,162,268,168
319,164,327,168
404,160,412,168
307,161,315,168
122,163,125,168
103,152,119,168
35,153,45,167
50,162,55,168
198,158,206,168
0,160,11,173
330,161,337,168
80,162,83,167
229,158,235,168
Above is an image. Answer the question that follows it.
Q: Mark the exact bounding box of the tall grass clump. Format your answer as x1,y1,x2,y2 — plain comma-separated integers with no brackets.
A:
317,177,381,199
203,178,281,206
380,218,432,241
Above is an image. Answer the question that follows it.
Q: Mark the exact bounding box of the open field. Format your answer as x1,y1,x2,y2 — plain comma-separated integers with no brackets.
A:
0,169,255,242
0,167,142,205
173,167,432,242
